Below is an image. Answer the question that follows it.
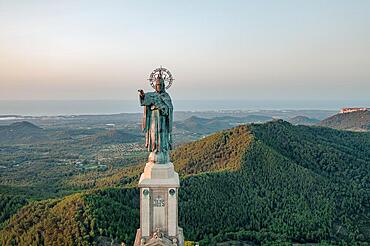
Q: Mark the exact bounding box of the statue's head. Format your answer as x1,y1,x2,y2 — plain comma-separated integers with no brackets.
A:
155,76,165,93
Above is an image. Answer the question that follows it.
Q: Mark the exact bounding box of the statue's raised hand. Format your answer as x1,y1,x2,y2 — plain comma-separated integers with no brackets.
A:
138,89,145,97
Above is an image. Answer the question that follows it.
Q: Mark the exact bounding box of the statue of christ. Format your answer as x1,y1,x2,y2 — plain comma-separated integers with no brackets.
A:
138,72,173,164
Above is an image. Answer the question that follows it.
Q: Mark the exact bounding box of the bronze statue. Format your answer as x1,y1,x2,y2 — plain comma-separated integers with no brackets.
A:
138,67,174,164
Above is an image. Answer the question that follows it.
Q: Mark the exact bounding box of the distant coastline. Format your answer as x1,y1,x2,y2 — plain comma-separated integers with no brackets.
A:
0,99,368,116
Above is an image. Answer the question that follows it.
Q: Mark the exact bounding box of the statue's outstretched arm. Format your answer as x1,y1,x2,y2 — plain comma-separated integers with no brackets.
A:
140,92,156,106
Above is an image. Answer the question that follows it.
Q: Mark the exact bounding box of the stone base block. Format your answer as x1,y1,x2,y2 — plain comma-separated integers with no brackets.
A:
138,162,179,188
134,228,184,246
135,162,183,246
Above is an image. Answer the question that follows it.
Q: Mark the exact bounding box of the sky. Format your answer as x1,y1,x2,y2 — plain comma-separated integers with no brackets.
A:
0,0,369,101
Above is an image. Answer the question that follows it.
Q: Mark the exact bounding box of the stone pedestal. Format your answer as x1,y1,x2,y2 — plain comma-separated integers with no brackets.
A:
134,162,184,246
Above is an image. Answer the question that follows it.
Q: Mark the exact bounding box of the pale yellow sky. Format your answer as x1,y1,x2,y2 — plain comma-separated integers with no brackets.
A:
0,0,369,101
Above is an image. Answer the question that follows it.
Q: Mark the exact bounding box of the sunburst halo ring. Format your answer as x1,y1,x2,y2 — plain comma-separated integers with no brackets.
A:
148,67,174,90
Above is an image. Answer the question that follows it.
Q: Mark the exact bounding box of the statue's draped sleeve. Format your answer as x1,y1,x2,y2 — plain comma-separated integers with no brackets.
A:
140,92,154,138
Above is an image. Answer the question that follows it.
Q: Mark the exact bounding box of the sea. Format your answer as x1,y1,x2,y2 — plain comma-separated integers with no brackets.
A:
0,100,368,116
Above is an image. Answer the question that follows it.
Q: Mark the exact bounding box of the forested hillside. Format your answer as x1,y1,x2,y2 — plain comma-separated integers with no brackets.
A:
0,121,49,144
1,121,369,245
287,115,319,125
318,110,369,131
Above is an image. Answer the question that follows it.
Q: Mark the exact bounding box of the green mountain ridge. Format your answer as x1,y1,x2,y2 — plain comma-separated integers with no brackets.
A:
0,121,49,144
174,115,272,135
1,121,369,245
318,110,369,131
287,115,320,125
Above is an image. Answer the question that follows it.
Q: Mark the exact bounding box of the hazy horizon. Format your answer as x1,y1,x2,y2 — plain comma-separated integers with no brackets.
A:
1,1,370,102
0,99,368,116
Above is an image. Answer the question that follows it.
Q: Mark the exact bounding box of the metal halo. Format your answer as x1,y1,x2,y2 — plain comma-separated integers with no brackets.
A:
148,67,174,90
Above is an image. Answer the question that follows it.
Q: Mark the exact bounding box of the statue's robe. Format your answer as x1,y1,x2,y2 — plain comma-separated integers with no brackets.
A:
140,91,173,153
